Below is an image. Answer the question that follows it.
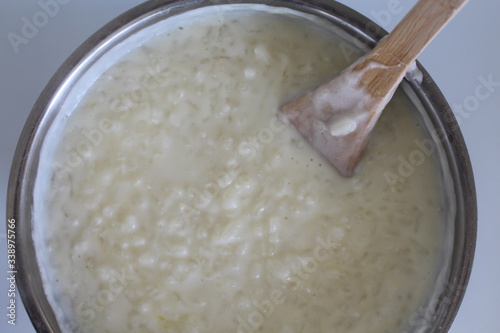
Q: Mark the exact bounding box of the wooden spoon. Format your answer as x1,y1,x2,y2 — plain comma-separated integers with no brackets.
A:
280,0,468,177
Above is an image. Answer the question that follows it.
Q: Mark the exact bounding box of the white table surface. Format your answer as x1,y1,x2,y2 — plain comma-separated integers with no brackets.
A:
1,0,499,332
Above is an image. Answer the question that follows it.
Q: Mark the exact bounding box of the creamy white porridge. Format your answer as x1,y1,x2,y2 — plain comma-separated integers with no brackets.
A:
36,5,444,333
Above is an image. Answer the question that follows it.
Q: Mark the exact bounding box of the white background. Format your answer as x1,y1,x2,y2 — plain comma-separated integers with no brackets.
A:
0,0,498,332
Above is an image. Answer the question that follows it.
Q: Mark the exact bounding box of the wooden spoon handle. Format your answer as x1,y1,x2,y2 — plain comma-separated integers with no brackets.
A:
356,0,469,98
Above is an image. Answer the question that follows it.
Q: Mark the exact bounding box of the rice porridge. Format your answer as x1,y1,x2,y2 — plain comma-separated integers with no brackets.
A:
35,5,444,333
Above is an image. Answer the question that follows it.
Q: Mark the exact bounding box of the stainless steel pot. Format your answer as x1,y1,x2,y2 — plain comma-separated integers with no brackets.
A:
7,1,476,332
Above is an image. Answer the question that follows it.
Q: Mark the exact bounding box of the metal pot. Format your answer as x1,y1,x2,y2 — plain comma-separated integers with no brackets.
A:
7,1,476,332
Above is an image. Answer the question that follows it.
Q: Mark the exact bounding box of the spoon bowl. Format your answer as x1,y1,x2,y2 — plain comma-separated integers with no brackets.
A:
281,0,469,176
